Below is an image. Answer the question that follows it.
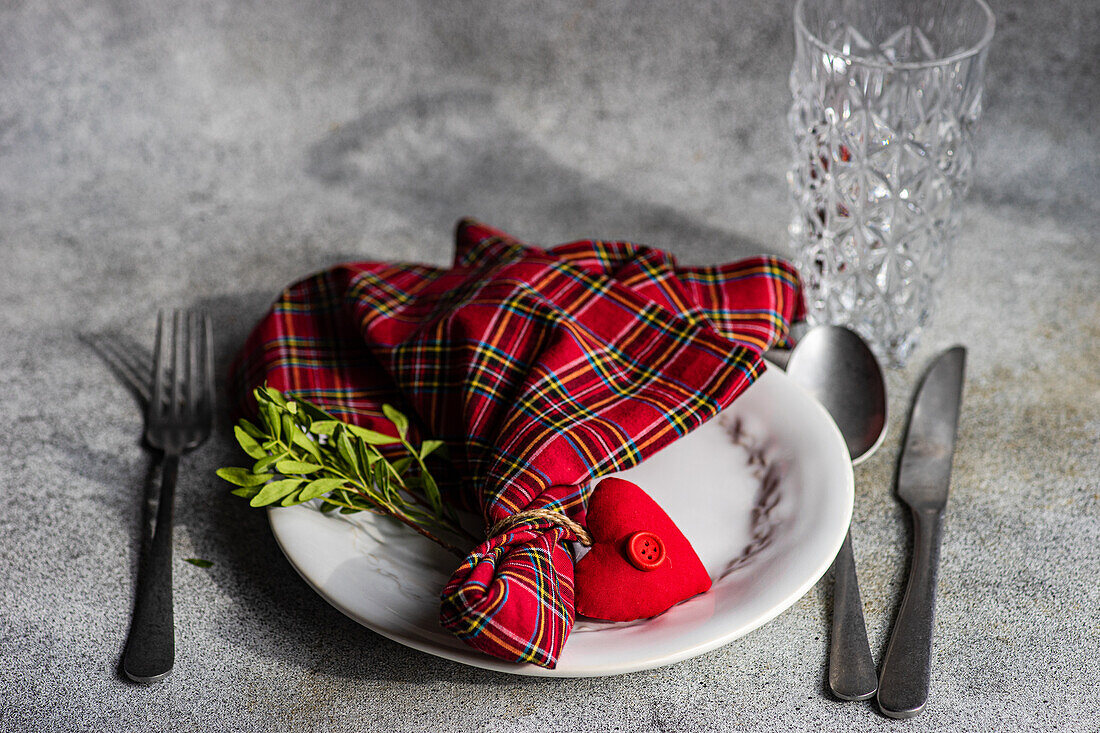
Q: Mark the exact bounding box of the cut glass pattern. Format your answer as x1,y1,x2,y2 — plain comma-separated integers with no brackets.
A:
788,4,990,366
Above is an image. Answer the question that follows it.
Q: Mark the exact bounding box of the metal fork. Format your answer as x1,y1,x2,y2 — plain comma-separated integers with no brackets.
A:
122,310,214,683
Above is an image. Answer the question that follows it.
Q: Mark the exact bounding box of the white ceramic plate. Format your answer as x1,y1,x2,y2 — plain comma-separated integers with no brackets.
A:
268,364,853,677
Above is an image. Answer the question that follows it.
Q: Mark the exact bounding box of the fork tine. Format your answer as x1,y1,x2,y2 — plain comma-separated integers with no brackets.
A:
186,311,201,417
200,312,214,420
144,308,215,452
171,310,185,416
183,311,194,414
149,310,167,419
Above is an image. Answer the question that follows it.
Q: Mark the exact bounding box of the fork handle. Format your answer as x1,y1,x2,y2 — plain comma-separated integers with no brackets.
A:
123,451,179,683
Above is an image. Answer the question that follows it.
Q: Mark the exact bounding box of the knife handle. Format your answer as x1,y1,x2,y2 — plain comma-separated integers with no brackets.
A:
877,508,944,718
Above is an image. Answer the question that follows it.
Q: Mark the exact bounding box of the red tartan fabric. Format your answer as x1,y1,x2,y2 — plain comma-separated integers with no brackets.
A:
229,218,803,668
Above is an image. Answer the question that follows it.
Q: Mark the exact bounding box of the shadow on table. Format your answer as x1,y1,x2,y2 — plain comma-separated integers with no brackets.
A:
305,88,771,261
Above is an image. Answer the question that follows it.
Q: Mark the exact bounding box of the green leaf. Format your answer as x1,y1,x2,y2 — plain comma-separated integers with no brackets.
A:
238,419,267,441
420,469,442,514
227,398,466,555
184,558,214,568
260,401,282,441
335,427,359,473
281,413,299,447
230,486,261,499
291,431,323,462
259,385,289,409
308,420,339,436
275,459,323,475
249,478,303,507
216,467,269,487
419,439,445,459
382,404,409,438
300,478,347,501
347,423,401,445
369,461,394,502
233,425,266,459
356,441,373,480
253,452,286,474
345,493,379,512
353,438,381,467
294,396,339,423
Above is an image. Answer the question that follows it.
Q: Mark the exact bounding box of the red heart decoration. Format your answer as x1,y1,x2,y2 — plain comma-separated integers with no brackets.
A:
574,477,712,622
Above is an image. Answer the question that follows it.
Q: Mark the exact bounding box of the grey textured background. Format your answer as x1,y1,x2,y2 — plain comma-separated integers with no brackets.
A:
1,1,1098,731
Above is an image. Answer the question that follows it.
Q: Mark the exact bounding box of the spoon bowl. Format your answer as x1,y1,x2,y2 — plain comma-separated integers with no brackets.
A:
787,326,887,464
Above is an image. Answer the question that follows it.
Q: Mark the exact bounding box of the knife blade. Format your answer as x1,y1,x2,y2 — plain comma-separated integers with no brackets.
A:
877,346,966,719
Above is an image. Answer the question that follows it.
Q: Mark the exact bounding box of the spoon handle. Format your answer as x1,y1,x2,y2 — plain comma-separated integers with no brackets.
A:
828,531,877,700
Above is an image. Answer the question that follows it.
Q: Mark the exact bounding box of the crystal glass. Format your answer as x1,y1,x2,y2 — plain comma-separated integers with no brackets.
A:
788,0,995,366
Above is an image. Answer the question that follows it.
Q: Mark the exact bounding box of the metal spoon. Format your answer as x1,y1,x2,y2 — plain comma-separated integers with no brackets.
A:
785,325,887,701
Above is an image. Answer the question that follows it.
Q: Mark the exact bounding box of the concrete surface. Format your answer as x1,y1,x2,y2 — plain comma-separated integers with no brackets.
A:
1,1,1097,731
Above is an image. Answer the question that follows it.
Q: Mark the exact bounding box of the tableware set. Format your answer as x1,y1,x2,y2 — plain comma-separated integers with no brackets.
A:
106,304,964,715
108,0,984,697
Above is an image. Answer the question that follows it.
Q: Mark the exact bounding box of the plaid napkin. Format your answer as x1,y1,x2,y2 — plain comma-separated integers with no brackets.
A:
229,218,803,668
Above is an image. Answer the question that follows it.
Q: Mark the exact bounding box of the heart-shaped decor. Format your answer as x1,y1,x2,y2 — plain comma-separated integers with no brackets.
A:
574,477,712,622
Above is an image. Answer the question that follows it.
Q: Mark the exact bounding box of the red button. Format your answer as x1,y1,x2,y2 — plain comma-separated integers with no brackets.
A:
625,531,665,571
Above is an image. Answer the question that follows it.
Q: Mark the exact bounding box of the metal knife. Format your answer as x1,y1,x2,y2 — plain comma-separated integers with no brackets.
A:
877,346,967,719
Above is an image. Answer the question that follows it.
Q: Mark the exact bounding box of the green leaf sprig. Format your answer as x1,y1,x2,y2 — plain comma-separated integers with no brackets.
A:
217,386,474,557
